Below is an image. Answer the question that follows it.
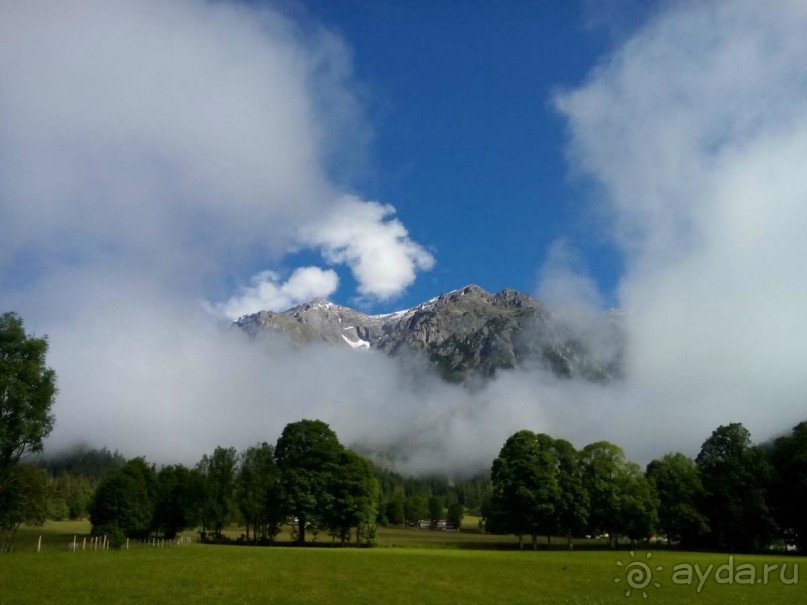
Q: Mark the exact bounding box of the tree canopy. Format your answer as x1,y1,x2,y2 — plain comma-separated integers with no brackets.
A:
769,421,807,552
646,452,708,547
0,313,57,488
490,430,560,549
0,312,57,550
696,423,775,552
236,442,284,544
88,458,157,542
275,419,345,544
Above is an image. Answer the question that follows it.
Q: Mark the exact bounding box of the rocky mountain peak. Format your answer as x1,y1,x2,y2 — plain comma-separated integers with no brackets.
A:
235,285,623,383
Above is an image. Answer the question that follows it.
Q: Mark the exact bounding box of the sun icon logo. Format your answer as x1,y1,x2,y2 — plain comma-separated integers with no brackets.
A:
614,551,663,599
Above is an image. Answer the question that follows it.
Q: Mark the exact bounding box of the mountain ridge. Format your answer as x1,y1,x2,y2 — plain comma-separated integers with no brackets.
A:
235,284,623,382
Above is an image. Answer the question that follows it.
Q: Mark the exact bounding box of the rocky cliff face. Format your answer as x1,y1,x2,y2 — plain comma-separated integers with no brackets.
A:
235,285,623,382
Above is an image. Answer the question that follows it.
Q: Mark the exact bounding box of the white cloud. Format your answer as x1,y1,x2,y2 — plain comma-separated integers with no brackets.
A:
300,195,435,300
210,266,339,320
537,239,604,311
555,0,807,456
0,2,435,470
0,0,350,278
7,0,806,477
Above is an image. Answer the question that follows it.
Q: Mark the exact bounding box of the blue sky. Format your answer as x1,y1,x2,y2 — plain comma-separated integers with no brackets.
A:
286,1,625,310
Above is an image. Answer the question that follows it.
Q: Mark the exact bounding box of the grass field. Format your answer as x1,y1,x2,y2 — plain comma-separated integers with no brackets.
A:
1,522,803,604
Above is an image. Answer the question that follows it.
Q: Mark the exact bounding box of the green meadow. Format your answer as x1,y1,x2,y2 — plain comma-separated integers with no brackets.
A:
0,522,804,605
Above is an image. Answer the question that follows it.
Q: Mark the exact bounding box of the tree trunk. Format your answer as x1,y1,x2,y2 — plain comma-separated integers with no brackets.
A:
547,534,551,549
531,534,537,550
519,534,524,550
567,529,573,550
298,517,306,544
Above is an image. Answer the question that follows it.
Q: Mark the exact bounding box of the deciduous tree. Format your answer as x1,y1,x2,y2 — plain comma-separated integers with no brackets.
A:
88,457,156,540
404,493,427,525
197,446,237,538
552,439,589,549
446,502,464,530
153,464,204,539
275,419,344,544
0,464,49,551
236,442,284,544
428,495,443,529
384,486,405,525
697,423,775,552
646,452,708,547
580,441,656,547
490,430,559,549
769,421,807,552
326,449,380,545
0,313,56,492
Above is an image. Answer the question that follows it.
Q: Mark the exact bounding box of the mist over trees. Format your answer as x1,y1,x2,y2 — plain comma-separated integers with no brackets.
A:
2,312,806,554
42,445,126,481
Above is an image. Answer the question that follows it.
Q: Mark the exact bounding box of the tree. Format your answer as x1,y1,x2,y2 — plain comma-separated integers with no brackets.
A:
619,466,658,544
43,445,125,480
769,421,807,552
384,486,406,525
552,439,589,549
236,443,284,544
580,441,656,547
404,493,427,525
197,446,237,538
0,313,56,493
490,430,559,549
49,473,95,520
88,458,156,541
326,450,380,545
446,502,464,530
696,423,776,552
428,495,443,529
646,453,708,547
275,419,344,544
0,464,49,551
153,465,204,539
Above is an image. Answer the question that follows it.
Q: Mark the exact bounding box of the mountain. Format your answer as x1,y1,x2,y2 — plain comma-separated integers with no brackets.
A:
234,285,624,382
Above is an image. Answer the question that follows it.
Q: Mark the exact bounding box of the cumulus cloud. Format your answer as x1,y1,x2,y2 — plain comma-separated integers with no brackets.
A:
209,267,339,320
300,195,435,301
554,0,807,457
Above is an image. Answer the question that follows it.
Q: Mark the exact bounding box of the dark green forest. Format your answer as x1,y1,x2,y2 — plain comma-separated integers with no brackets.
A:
1,418,803,555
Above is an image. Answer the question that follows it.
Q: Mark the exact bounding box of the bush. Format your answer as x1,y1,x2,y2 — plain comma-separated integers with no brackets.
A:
94,524,126,549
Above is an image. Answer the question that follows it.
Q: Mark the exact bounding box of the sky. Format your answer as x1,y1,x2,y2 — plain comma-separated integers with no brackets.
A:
1,0,806,473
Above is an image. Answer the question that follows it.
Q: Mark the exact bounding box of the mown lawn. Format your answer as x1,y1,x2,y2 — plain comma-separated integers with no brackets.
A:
1,523,803,604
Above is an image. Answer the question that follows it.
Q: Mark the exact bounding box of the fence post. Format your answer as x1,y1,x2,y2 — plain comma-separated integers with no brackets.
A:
37,535,41,553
